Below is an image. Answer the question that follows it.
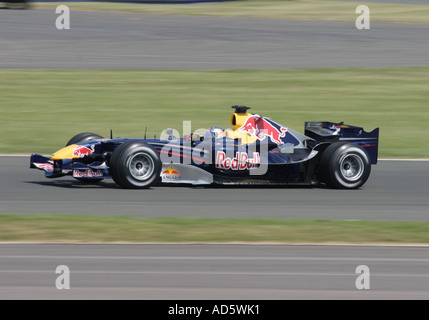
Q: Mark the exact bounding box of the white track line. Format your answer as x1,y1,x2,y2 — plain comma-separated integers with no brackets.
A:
2,255,429,262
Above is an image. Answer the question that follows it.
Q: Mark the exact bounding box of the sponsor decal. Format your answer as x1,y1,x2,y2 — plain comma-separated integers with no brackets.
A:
161,166,181,181
329,124,342,135
34,162,54,172
239,115,287,145
72,145,95,158
216,151,260,170
72,169,103,178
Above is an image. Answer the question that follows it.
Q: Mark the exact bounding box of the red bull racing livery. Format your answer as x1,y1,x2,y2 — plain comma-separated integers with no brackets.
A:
239,115,288,145
30,106,379,189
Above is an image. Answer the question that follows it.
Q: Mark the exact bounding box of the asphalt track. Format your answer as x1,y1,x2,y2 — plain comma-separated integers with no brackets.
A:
1,156,428,221
1,244,429,300
1,9,429,69
2,6,429,300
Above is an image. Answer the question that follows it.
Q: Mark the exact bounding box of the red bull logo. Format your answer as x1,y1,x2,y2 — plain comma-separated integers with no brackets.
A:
216,151,260,170
72,145,95,158
73,169,103,178
239,115,287,145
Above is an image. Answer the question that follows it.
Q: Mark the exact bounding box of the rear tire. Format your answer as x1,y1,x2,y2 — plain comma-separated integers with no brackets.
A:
109,141,161,189
320,142,371,189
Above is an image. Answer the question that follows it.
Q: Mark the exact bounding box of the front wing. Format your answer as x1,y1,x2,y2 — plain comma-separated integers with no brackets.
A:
30,154,109,179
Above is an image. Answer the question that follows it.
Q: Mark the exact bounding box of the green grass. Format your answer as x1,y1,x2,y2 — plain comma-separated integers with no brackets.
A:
34,0,429,24
0,214,428,244
1,68,429,158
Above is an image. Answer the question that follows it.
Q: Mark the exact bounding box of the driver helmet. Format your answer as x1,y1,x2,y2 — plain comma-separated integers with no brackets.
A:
209,126,226,139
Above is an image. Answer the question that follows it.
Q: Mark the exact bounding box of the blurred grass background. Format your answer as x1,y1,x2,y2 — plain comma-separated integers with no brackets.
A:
34,0,429,24
1,68,428,158
1,214,429,244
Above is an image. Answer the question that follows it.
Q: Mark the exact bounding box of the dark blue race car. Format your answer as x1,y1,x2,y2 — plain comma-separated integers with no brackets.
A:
30,106,379,189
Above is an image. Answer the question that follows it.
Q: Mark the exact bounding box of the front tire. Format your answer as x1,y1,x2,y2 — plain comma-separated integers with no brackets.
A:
66,132,104,147
66,132,105,183
320,142,371,189
109,141,161,189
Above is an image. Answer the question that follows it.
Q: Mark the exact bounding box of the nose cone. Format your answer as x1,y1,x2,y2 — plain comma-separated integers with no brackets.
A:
51,144,78,160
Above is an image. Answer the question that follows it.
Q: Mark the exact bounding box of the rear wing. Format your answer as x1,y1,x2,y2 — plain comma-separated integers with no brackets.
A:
305,121,379,164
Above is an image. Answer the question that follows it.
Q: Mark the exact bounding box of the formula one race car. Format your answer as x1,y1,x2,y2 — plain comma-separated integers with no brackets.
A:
30,106,379,189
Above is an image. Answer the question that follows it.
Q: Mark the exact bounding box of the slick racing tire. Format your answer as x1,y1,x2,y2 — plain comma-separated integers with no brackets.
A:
66,132,104,147
109,141,161,189
66,132,105,183
320,142,371,189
